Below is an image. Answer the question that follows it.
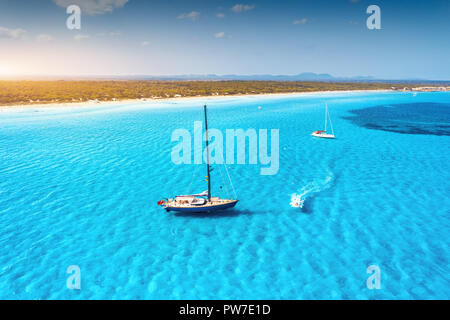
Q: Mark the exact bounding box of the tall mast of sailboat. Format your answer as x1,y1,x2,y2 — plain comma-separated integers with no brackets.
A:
325,103,328,132
328,104,334,136
204,105,212,201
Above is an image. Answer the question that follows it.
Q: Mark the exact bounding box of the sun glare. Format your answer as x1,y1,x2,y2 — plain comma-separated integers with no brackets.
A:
0,63,20,77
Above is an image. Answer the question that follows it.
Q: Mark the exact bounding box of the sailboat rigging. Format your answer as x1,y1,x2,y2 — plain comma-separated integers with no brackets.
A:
312,103,335,139
158,105,239,213
204,104,212,202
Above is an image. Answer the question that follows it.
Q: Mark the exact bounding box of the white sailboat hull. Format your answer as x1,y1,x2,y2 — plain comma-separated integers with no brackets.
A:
311,132,335,139
312,103,335,139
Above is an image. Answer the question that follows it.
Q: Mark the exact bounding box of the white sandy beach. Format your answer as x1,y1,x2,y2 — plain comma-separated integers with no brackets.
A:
0,89,394,111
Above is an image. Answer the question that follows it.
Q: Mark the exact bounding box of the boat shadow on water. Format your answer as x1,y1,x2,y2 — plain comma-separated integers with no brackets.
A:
173,208,255,218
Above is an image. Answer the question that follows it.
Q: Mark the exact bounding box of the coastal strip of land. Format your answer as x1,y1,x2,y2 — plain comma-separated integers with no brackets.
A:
0,80,449,109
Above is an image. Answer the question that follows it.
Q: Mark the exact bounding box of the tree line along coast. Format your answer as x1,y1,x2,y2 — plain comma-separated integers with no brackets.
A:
0,80,448,106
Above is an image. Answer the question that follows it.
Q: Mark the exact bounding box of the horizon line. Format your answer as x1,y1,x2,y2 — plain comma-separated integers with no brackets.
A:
0,73,449,82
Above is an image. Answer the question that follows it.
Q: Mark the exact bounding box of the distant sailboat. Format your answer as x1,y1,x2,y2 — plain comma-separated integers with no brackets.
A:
312,103,335,139
158,105,238,213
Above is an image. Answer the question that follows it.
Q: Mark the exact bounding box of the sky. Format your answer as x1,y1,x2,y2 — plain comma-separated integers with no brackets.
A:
0,0,449,80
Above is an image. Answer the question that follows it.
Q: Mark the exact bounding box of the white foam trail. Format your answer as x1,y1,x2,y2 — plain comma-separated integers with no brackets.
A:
290,170,335,208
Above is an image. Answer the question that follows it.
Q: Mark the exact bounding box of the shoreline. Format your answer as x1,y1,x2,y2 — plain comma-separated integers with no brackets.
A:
0,89,410,110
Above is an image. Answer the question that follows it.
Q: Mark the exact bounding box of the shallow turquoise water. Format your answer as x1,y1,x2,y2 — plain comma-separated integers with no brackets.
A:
0,91,449,299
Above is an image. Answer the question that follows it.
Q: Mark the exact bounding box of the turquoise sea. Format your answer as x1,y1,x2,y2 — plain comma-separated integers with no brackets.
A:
0,91,449,299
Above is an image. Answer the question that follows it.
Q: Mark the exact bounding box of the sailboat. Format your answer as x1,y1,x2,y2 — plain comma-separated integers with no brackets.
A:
157,105,239,213
312,103,335,139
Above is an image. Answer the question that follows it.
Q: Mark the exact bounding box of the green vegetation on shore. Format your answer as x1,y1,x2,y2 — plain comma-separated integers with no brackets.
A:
0,80,438,106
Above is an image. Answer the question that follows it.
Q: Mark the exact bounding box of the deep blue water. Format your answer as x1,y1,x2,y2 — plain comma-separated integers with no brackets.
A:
344,102,450,136
0,91,449,299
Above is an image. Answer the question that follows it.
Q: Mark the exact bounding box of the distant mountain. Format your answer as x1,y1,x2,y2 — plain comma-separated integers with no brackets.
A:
4,73,448,84
112,72,358,81
114,73,448,84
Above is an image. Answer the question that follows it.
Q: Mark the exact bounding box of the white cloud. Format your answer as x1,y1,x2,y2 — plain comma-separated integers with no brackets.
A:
53,0,129,15
215,32,225,38
74,34,90,41
216,13,225,18
0,27,26,39
231,4,255,13
177,11,200,21
293,18,308,25
141,41,150,47
36,34,54,42
214,32,231,39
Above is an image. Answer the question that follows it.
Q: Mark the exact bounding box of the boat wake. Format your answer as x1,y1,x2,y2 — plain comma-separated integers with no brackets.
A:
290,170,335,209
